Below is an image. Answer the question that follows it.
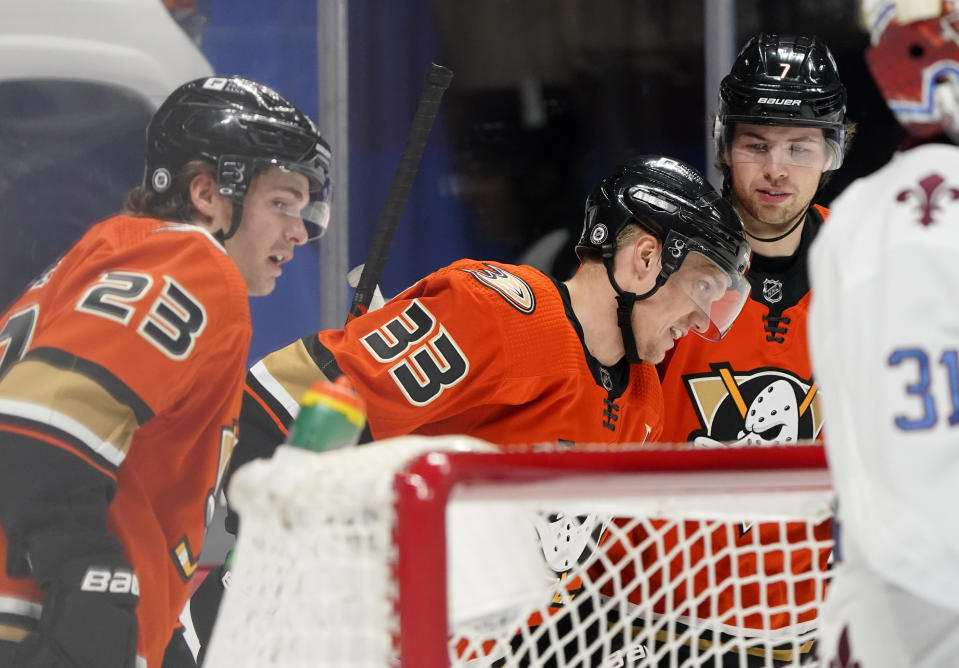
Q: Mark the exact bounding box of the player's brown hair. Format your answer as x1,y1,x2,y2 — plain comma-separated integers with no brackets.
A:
124,159,215,221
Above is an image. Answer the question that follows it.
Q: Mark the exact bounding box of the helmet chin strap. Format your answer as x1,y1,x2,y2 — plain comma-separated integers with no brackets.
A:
214,201,244,244
743,210,805,243
604,260,666,365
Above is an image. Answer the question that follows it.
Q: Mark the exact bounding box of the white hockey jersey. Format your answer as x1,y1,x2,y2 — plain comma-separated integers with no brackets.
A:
809,143,959,612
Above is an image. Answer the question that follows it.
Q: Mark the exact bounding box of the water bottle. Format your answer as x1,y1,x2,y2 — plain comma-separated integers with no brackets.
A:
225,377,365,574
287,375,367,451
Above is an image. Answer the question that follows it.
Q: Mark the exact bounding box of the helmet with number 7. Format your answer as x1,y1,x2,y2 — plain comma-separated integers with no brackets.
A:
144,75,333,241
576,156,751,346
714,33,848,171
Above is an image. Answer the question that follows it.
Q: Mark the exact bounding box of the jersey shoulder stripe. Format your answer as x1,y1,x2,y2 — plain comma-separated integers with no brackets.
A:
243,377,291,436
300,333,343,378
248,361,299,424
27,347,153,424
0,354,140,469
0,412,120,476
245,336,342,437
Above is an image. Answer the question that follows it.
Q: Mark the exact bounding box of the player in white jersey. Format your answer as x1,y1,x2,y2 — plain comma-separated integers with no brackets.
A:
809,2,959,665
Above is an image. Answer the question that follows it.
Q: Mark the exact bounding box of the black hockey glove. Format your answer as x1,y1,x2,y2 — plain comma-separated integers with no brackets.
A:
10,560,139,668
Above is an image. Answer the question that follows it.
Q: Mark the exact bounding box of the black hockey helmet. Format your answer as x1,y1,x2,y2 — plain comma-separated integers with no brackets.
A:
576,156,751,343
145,75,332,240
716,34,848,170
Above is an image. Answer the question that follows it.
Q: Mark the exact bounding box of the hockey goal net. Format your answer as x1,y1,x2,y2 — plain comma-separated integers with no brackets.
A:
204,436,833,668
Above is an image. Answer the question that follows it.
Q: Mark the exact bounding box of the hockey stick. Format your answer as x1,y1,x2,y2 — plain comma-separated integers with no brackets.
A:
346,62,454,323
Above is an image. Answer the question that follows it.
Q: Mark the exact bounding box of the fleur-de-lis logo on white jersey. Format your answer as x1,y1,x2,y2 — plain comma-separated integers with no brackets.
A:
896,173,959,226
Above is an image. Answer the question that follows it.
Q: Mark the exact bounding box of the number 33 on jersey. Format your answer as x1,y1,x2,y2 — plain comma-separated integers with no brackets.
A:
307,259,663,447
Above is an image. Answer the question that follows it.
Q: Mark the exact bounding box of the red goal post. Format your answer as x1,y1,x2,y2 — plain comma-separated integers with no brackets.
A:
205,436,833,668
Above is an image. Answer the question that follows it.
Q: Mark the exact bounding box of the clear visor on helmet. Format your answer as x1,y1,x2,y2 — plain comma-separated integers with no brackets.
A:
220,156,333,241
298,199,332,241
666,247,751,342
264,159,332,241
726,124,844,172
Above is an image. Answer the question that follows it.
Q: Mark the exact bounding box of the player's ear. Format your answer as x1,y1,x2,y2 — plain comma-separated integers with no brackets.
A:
188,172,220,223
632,234,661,279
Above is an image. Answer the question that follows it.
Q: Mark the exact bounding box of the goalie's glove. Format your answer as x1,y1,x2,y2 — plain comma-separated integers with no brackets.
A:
10,559,139,668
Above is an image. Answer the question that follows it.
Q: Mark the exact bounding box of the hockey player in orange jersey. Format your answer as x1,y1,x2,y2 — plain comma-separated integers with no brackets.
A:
0,76,333,668
180,155,752,664
239,157,749,461
646,33,856,665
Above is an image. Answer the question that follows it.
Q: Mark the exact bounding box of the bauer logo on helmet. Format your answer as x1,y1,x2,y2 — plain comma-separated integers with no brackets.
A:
757,97,802,106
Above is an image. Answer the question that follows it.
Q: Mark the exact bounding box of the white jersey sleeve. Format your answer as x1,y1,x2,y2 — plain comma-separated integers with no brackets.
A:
809,143,959,612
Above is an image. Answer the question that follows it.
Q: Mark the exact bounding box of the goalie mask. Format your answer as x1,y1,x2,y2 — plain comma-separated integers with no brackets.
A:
576,156,751,360
715,33,848,171
145,75,333,241
864,0,959,142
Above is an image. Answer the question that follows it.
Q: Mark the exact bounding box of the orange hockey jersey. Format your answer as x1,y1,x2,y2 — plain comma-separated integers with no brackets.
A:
0,215,250,668
240,259,663,457
642,205,832,650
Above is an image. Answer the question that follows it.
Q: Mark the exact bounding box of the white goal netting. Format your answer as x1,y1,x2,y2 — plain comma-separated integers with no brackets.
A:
204,436,833,668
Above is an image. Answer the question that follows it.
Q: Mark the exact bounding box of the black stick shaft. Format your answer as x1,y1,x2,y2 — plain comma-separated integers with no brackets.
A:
347,63,453,323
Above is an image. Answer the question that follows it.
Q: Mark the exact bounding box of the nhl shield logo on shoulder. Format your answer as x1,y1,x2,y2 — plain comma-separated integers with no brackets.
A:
762,278,783,304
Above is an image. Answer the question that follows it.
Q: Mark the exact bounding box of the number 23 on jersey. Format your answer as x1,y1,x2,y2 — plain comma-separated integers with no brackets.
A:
0,270,207,376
